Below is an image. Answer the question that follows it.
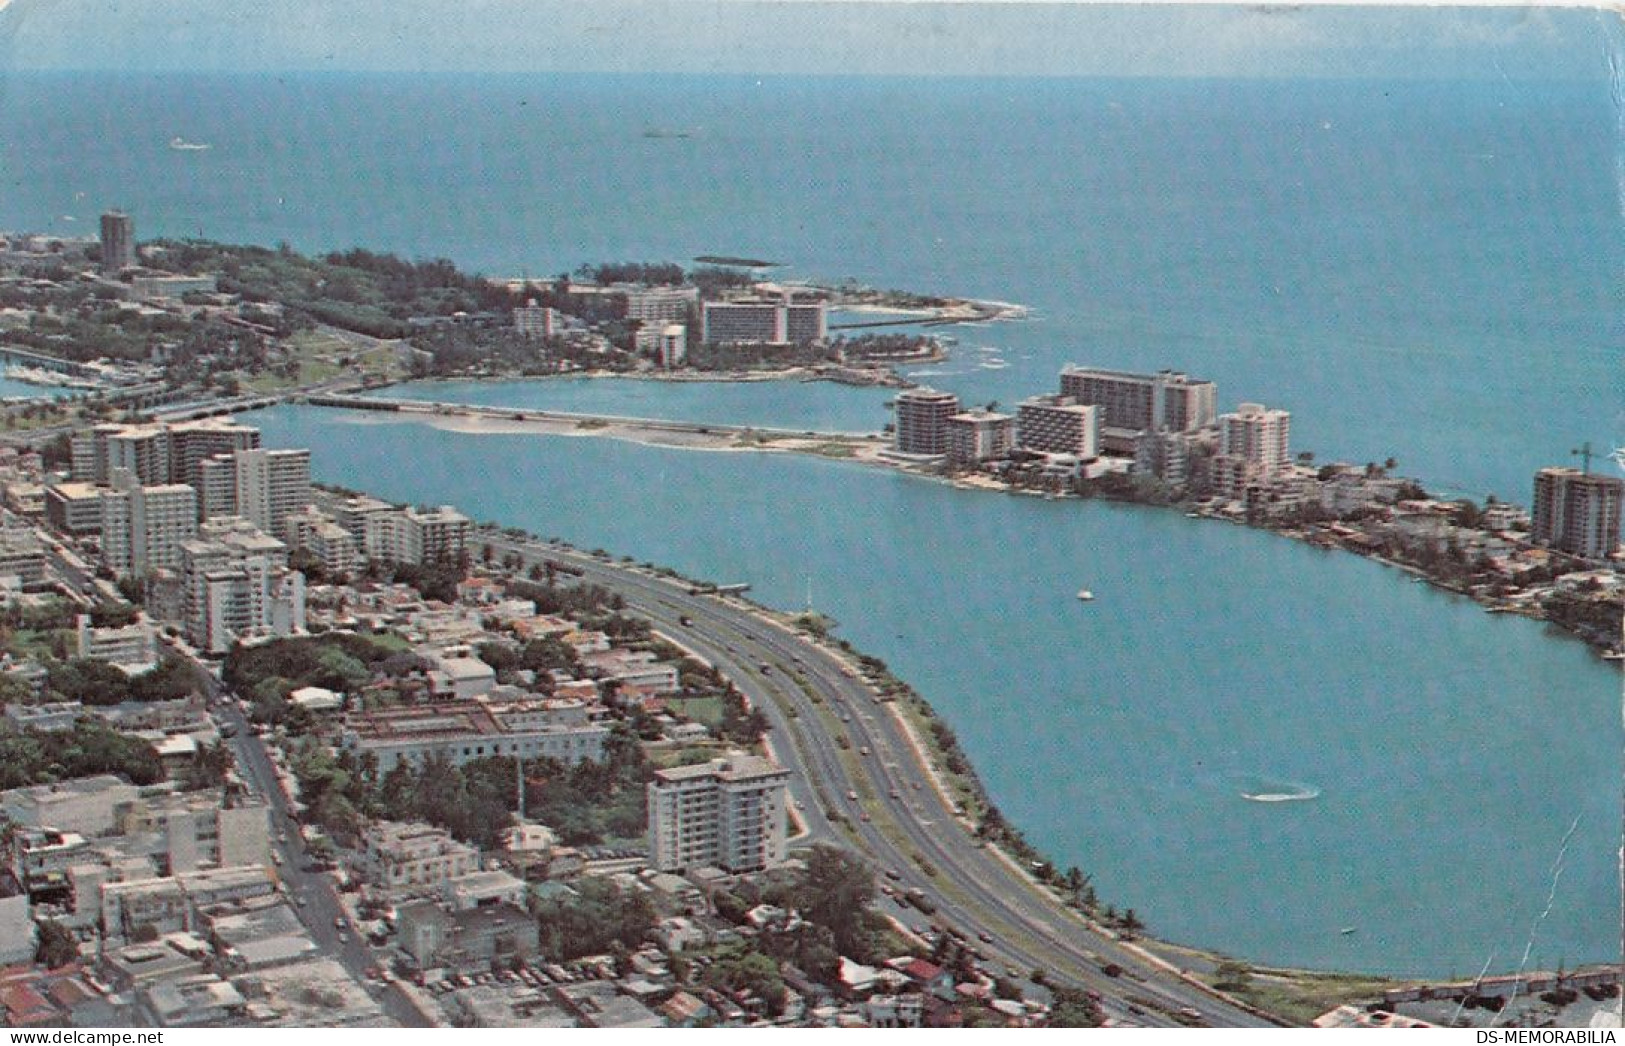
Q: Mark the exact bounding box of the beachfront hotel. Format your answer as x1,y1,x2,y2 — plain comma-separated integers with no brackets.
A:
893,387,962,457
700,299,827,345
1058,366,1217,435
1016,394,1100,458
1532,466,1623,561
946,410,1015,466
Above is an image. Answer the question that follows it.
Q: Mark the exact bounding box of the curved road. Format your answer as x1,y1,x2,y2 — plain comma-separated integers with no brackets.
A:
484,533,1281,1028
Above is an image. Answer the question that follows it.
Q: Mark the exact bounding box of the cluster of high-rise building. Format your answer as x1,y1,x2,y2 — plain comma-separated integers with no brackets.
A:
891,365,1292,499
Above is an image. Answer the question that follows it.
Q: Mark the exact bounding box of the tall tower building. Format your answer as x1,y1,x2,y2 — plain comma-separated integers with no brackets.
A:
1219,402,1292,478
100,211,135,272
1532,466,1623,560
234,448,312,540
893,387,961,457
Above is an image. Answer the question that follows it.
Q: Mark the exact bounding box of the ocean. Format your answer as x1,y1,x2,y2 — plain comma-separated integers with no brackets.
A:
5,67,1623,975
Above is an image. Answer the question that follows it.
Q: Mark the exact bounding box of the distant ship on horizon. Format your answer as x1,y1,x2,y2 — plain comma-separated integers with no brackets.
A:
168,136,211,151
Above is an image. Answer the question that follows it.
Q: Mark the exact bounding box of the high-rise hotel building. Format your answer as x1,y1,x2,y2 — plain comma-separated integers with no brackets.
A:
1058,367,1216,434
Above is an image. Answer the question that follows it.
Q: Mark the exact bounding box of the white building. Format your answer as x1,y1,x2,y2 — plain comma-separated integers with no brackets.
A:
100,475,198,577
1219,402,1292,479
1016,394,1099,459
233,448,312,539
944,411,1014,466
179,521,305,654
361,821,482,896
1,775,143,836
624,285,698,325
513,299,559,338
76,613,160,673
647,753,789,873
340,699,609,773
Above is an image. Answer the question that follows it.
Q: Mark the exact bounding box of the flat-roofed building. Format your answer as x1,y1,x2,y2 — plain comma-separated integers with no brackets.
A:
893,387,960,457
1016,394,1099,458
701,300,826,345
2,775,142,837
513,299,558,338
360,821,481,896
1533,466,1624,561
945,410,1014,467
44,482,105,536
1219,402,1292,479
624,285,698,324
0,530,46,587
1058,366,1216,435
648,752,789,873
76,613,159,673
340,699,609,773
234,448,311,539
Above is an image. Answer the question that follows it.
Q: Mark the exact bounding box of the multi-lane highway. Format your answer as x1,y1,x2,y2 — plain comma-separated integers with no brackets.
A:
480,532,1282,1028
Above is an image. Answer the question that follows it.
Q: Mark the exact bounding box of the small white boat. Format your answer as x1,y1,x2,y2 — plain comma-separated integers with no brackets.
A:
169,136,212,151
1076,589,1094,602
1339,926,1357,936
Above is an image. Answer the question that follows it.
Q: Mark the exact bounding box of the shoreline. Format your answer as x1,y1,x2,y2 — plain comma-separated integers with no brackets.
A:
307,395,1620,663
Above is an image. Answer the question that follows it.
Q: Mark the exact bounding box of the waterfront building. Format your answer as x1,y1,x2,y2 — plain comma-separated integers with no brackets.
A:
945,410,1014,466
624,285,698,324
232,448,312,539
893,387,961,457
168,419,261,492
339,699,610,772
700,299,827,345
1133,429,1212,487
105,427,172,488
647,752,789,874
1219,402,1292,478
512,299,558,338
636,323,688,368
1016,394,1099,458
100,211,135,272
1532,466,1624,560
1058,366,1216,435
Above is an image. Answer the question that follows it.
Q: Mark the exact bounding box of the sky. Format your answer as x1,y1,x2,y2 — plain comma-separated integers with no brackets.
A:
0,0,1618,78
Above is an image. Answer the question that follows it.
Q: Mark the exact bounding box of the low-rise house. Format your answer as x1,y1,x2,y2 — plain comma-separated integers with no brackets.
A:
5,701,83,733
395,899,539,971
142,973,247,1026
442,868,526,911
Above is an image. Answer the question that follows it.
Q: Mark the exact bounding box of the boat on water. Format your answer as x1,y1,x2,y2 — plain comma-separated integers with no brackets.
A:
979,359,1009,370
169,136,212,151
1340,927,1357,936
1076,589,1094,602
641,128,693,140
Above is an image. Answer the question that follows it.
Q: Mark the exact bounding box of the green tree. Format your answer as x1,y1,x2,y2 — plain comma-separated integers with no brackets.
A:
34,918,78,968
